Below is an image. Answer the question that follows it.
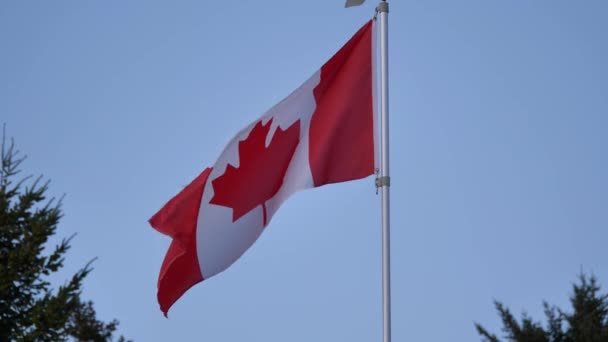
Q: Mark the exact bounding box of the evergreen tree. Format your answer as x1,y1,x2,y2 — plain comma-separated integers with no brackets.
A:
476,274,608,342
0,131,130,342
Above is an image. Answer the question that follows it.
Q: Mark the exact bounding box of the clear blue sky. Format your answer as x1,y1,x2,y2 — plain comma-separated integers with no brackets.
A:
2,1,607,341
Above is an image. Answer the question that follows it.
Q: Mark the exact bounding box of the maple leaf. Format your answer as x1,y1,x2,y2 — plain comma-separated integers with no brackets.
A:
210,118,301,226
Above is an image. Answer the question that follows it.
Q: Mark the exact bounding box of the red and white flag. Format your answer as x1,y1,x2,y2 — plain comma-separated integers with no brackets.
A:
150,20,376,315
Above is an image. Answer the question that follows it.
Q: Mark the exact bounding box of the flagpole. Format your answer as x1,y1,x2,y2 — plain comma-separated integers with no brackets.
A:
377,1,391,342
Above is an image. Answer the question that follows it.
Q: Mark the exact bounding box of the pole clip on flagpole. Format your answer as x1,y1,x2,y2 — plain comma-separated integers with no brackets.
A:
377,1,389,13
375,176,391,189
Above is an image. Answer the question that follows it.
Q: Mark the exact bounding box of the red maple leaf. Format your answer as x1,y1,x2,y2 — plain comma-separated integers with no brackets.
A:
210,118,301,226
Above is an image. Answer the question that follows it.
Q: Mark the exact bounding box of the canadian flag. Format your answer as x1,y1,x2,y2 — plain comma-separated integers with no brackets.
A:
150,20,377,315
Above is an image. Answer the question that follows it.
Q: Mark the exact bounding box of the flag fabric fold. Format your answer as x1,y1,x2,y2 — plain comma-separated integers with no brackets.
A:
149,168,212,316
149,19,376,316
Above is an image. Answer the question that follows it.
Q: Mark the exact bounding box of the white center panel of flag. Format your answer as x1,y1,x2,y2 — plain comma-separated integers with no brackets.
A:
196,71,322,279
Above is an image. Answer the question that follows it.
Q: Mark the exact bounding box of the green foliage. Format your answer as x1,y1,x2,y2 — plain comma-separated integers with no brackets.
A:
476,274,608,342
0,131,130,342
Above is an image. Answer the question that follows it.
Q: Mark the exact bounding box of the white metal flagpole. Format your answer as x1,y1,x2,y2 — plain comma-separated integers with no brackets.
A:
345,1,391,340
376,1,392,342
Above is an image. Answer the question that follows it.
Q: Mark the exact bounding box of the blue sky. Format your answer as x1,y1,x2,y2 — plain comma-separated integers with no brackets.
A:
1,0,607,341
